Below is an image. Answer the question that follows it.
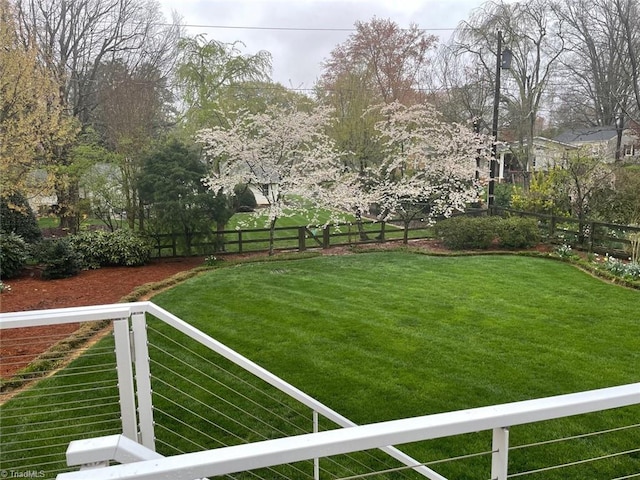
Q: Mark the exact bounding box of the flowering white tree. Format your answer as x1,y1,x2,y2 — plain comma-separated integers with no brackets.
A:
197,105,361,254
369,102,493,243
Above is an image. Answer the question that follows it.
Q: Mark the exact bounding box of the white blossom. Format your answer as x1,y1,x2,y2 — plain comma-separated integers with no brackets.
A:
367,102,493,239
196,105,360,253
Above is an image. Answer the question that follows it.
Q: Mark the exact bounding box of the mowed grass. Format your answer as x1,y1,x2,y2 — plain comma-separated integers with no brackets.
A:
152,252,640,478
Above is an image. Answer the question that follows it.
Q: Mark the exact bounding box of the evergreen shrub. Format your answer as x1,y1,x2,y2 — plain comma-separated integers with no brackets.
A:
31,238,83,280
70,230,151,268
0,193,42,244
435,216,499,250
0,232,29,279
497,217,541,249
435,215,541,250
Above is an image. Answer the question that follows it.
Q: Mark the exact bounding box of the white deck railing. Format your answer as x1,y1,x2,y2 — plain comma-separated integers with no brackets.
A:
1,303,639,480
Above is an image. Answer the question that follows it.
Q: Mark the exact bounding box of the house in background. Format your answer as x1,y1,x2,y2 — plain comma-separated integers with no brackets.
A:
493,125,639,184
553,126,639,162
495,137,577,183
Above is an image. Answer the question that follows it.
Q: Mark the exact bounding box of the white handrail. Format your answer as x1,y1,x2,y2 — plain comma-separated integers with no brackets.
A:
56,382,640,480
143,302,443,479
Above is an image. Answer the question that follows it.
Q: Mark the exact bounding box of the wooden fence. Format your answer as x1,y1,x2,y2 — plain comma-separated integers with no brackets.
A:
148,218,437,258
493,207,640,257
148,209,639,259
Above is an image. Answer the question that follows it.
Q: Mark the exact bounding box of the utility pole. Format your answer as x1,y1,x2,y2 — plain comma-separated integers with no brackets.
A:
488,31,511,212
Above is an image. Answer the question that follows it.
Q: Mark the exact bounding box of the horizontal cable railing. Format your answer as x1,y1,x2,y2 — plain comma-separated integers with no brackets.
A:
2,303,639,480
0,320,121,478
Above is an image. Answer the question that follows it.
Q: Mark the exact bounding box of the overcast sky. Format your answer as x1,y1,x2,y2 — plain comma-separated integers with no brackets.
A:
157,0,492,90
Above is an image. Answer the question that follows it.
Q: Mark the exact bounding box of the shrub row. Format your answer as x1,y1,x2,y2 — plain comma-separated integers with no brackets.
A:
435,215,540,250
0,230,152,280
70,230,151,269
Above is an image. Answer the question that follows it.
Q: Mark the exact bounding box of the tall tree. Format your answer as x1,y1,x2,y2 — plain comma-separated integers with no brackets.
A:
197,105,349,255
317,17,437,234
368,102,492,243
424,44,494,126
14,0,181,231
552,0,638,128
455,0,565,180
319,17,436,105
176,34,272,132
92,60,171,229
138,139,213,255
0,0,76,205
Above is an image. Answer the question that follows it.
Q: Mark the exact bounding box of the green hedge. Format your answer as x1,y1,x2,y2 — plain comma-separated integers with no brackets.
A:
70,230,152,268
435,215,540,250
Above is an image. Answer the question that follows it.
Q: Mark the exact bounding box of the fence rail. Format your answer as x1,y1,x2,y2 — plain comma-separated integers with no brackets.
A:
148,218,435,258
148,209,640,258
494,207,640,256
1,303,639,480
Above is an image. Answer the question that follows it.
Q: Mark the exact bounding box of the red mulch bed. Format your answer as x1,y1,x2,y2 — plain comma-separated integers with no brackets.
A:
0,256,205,379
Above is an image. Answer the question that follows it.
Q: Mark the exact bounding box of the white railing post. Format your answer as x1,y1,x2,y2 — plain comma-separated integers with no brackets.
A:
113,318,138,441
131,311,155,450
313,410,320,480
491,427,509,480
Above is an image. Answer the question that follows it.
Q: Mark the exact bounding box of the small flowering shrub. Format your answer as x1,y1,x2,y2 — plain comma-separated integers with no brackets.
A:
602,256,640,279
31,238,83,280
70,230,152,268
204,255,221,266
0,232,28,279
0,281,11,293
554,244,574,259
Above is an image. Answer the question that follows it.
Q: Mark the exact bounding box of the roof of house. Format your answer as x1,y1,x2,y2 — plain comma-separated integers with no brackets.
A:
554,126,618,144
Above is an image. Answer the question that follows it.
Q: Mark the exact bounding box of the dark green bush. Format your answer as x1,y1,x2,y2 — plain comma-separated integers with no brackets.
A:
435,215,541,250
0,232,29,279
70,229,151,267
435,215,499,250
0,193,42,244
496,217,541,249
233,184,257,211
31,238,83,280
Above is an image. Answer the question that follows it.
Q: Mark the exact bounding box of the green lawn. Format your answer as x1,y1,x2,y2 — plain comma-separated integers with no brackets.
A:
151,252,640,478
2,252,639,479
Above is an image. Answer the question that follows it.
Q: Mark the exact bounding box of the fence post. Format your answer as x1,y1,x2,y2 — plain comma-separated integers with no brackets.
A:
549,214,556,240
238,231,243,254
299,227,306,252
491,427,510,480
588,221,595,253
313,411,320,480
323,225,330,249
379,221,386,241
131,311,156,451
113,318,138,441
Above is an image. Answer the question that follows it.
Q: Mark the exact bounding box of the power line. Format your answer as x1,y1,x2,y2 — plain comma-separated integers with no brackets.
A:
160,22,457,33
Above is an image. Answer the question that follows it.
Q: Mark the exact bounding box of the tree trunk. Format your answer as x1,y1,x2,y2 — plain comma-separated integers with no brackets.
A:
355,211,369,241
56,180,80,234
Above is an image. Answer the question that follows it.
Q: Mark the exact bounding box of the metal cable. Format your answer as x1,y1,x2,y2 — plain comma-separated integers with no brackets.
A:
148,327,310,422
509,448,640,478
511,423,640,450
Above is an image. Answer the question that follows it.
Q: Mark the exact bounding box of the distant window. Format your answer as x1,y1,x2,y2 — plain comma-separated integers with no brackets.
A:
623,144,635,156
